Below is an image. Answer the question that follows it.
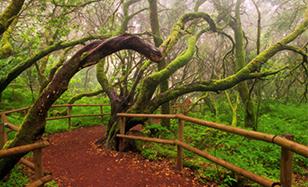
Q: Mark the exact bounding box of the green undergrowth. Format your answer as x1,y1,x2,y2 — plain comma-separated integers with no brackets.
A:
0,165,28,187
140,101,308,186
46,97,110,134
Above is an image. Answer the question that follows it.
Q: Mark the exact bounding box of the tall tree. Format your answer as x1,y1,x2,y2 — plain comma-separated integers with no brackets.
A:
233,0,257,129
148,0,170,126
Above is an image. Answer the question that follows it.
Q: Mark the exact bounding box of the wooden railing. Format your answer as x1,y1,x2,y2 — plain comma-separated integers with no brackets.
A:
1,104,110,129
46,104,110,128
0,103,110,186
0,140,51,187
117,113,308,187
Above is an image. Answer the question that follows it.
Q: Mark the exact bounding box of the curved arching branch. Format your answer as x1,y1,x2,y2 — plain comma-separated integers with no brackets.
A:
282,45,308,57
194,0,207,12
0,35,105,94
0,34,162,179
160,12,217,55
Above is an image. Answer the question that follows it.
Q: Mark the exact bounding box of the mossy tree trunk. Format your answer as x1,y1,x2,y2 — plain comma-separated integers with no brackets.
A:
148,0,170,126
233,0,257,130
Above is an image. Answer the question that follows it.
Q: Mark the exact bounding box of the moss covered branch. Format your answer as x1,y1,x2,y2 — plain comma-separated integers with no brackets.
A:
160,12,217,55
0,19,15,59
96,59,118,101
0,0,25,36
132,35,197,112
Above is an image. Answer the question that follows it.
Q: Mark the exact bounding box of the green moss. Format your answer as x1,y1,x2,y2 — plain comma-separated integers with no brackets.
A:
0,0,25,34
160,12,216,55
0,21,14,59
136,35,197,108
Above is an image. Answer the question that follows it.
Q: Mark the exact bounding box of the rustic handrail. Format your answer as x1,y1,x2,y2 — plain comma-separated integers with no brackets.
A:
0,103,110,115
176,114,308,158
117,113,308,158
117,134,175,144
175,140,274,187
0,104,111,132
4,122,19,131
51,104,110,107
0,141,49,158
25,175,53,187
0,106,31,115
117,113,177,118
46,113,109,121
117,113,308,187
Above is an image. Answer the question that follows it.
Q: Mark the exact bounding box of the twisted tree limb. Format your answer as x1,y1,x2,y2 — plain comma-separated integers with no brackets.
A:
0,35,105,93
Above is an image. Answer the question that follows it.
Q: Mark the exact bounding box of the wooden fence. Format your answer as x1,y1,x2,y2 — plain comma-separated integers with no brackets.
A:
117,113,308,187
0,104,110,186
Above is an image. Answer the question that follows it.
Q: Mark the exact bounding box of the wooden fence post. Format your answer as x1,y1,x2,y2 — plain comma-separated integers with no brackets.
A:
119,117,126,152
0,118,5,148
33,148,43,183
280,134,294,187
176,119,184,171
67,105,72,129
0,114,8,148
100,105,104,122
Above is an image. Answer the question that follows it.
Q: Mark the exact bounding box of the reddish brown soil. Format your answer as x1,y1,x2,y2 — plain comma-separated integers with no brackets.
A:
43,126,208,187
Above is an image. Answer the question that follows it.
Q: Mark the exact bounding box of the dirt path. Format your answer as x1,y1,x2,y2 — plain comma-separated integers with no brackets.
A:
43,126,208,187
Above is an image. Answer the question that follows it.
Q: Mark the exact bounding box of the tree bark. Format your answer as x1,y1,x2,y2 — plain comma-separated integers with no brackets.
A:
234,0,257,129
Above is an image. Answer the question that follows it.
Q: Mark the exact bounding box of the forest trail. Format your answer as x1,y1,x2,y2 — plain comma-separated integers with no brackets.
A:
43,126,207,187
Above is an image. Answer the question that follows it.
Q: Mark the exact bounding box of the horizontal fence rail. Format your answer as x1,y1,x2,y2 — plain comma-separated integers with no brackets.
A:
117,113,308,187
0,104,111,130
0,141,49,158
176,114,308,158
0,104,111,115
